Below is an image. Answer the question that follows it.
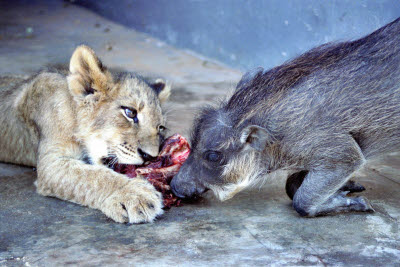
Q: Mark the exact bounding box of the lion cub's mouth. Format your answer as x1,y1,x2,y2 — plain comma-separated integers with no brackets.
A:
102,156,121,169
101,134,191,209
101,155,149,170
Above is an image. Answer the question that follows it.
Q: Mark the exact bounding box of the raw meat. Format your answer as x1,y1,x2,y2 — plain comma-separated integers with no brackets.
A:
113,134,190,208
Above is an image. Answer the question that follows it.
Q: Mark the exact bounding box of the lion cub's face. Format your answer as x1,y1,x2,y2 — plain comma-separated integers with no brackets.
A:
67,45,171,165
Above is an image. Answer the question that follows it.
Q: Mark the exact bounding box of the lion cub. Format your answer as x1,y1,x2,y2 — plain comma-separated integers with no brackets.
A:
0,45,171,223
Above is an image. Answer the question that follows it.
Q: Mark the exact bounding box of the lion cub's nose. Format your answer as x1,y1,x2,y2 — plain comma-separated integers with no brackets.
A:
138,148,157,162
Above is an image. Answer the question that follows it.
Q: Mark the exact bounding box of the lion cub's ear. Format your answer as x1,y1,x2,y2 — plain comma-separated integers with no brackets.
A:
151,78,171,104
67,45,112,101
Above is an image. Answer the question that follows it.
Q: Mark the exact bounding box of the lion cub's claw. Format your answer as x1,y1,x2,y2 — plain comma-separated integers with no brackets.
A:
101,180,164,224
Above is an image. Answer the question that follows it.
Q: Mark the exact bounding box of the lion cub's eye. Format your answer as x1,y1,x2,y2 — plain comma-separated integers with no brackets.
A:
122,106,139,123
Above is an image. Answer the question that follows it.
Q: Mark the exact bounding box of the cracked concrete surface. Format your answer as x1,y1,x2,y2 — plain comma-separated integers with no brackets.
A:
1,1,399,266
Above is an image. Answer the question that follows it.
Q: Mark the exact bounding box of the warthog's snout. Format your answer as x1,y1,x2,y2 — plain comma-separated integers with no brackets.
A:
171,156,207,199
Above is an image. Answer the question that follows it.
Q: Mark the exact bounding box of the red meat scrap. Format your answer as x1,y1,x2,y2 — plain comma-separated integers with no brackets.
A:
113,134,190,208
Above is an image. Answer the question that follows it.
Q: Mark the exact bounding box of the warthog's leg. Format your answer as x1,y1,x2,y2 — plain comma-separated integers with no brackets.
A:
292,166,374,216
339,180,366,193
285,171,366,200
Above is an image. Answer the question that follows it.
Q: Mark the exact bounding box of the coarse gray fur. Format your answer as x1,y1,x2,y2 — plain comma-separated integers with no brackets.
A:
171,18,400,217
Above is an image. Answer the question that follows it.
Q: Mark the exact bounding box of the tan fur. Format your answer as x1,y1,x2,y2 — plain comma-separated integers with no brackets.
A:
210,150,262,201
0,45,171,223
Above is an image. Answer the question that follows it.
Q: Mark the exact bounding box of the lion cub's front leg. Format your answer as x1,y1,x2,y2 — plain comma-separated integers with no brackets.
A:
101,178,163,223
36,144,163,223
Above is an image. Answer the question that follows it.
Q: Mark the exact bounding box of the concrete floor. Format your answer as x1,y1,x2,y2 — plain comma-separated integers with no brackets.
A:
1,1,399,266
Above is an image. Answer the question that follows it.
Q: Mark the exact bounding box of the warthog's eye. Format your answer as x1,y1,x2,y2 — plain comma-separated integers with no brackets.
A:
203,151,222,163
158,125,166,133
121,106,139,123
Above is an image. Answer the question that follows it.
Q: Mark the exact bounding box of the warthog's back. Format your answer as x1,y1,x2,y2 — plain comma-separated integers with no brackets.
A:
228,17,400,159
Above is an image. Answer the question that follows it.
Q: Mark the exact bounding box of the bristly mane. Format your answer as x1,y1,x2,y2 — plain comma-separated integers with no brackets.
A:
225,18,400,116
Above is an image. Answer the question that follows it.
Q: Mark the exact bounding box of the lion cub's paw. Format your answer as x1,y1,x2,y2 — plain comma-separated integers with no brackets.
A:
101,179,163,224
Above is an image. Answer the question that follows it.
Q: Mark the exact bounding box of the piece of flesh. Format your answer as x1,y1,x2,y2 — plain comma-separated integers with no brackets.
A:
113,134,191,208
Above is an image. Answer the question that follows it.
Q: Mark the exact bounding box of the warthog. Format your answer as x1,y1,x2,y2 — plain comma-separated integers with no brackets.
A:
171,18,400,217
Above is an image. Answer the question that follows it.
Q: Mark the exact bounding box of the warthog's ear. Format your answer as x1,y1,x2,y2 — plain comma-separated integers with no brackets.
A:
236,67,264,89
151,78,171,104
240,125,272,151
67,45,112,101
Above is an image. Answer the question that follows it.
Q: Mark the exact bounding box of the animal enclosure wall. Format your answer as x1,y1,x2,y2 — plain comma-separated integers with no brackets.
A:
76,0,400,70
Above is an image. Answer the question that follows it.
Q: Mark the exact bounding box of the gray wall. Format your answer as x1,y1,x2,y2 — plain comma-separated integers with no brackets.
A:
76,0,400,71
